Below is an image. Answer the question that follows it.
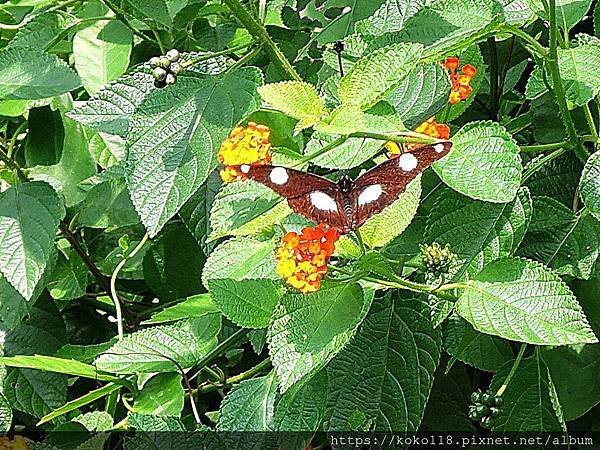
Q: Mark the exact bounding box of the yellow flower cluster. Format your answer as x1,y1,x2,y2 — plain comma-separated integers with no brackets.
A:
217,122,272,182
0,436,28,450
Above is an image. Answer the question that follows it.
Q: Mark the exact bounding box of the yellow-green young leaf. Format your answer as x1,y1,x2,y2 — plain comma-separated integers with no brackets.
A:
489,351,562,432
434,121,522,203
580,151,600,221
95,315,221,373
324,295,441,432
0,181,65,300
0,355,118,381
268,283,373,393
141,293,220,325
338,42,423,110
314,104,366,135
456,257,598,345
360,175,421,249
258,81,325,131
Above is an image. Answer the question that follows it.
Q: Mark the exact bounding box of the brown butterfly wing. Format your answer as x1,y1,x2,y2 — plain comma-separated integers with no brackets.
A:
348,142,452,229
231,165,350,229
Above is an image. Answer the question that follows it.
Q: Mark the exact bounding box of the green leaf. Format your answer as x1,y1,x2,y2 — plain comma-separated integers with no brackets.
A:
7,12,70,50
180,171,221,252
0,181,65,301
202,237,279,285
580,151,600,221
0,355,118,381
395,0,504,58
490,351,562,431
37,383,121,425
67,71,154,137
141,293,220,325
89,132,125,169
120,0,172,28
324,295,441,432
500,0,535,25
76,167,140,229
124,68,262,237
518,197,600,279
358,174,421,248
0,47,80,100
132,373,184,417
443,316,514,372
274,370,327,438
425,187,532,279
1,298,67,419
217,372,278,449
434,121,522,203
543,344,600,421
73,18,132,95
456,257,598,345
355,0,427,36
209,180,291,241
208,278,283,329
257,81,325,132
95,315,221,373
314,104,366,135
72,410,114,431
339,42,423,110
387,63,451,129
28,116,97,207
526,0,592,30
127,412,185,431
525,150,582,207
0,394,11,433
304,133,383,170
526,43,600,108
55,339,117,363
47,244,89,301
142,223,205,301
268,283,372,393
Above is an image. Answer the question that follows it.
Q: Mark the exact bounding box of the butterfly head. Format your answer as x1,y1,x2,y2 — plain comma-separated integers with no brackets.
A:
338,175,353,193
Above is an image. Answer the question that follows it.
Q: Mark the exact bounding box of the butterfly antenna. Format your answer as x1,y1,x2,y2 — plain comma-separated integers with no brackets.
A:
333,40,345,77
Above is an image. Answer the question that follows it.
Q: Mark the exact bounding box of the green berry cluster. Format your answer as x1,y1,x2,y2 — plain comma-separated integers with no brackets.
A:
419,242,455,276
149,49,184,88
468,389,504,429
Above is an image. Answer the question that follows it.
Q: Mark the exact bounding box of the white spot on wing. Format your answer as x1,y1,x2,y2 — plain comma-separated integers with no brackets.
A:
269,167,289,185
358,184,383,206
240,164,250,173
433,143,446,153
398,153,418,171
310,191,338,211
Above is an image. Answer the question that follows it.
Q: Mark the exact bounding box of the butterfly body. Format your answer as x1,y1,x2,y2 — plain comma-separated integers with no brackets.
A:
232,141,452,232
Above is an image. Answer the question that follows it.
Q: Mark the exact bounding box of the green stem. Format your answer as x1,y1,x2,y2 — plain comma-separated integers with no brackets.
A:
487,37,499,120
293,136,347,166
227,45,263,72
582,134,600,144
499,25,548,59
110,233,149,340
583,103,599,145
222,0,301,81
180,42,255,69
495,343,527,397
193,358,271,395
353,229,366,256
350,131,438,145
546,0,588,161
522,145,571,182
519,141,567,153
6,121,27,160
151,28,166,53
189,329,249,381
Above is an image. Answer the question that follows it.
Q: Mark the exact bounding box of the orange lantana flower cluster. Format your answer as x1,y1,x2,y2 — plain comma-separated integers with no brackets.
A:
385,116,450,156
275,224,341,293
0,436,28,450
444,56,477,104
217,122,272,182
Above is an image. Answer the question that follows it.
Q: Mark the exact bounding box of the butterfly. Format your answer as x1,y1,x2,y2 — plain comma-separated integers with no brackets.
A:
231,142,452,233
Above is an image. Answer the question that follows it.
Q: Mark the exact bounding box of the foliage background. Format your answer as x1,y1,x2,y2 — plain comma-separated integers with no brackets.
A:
0,0,599,448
